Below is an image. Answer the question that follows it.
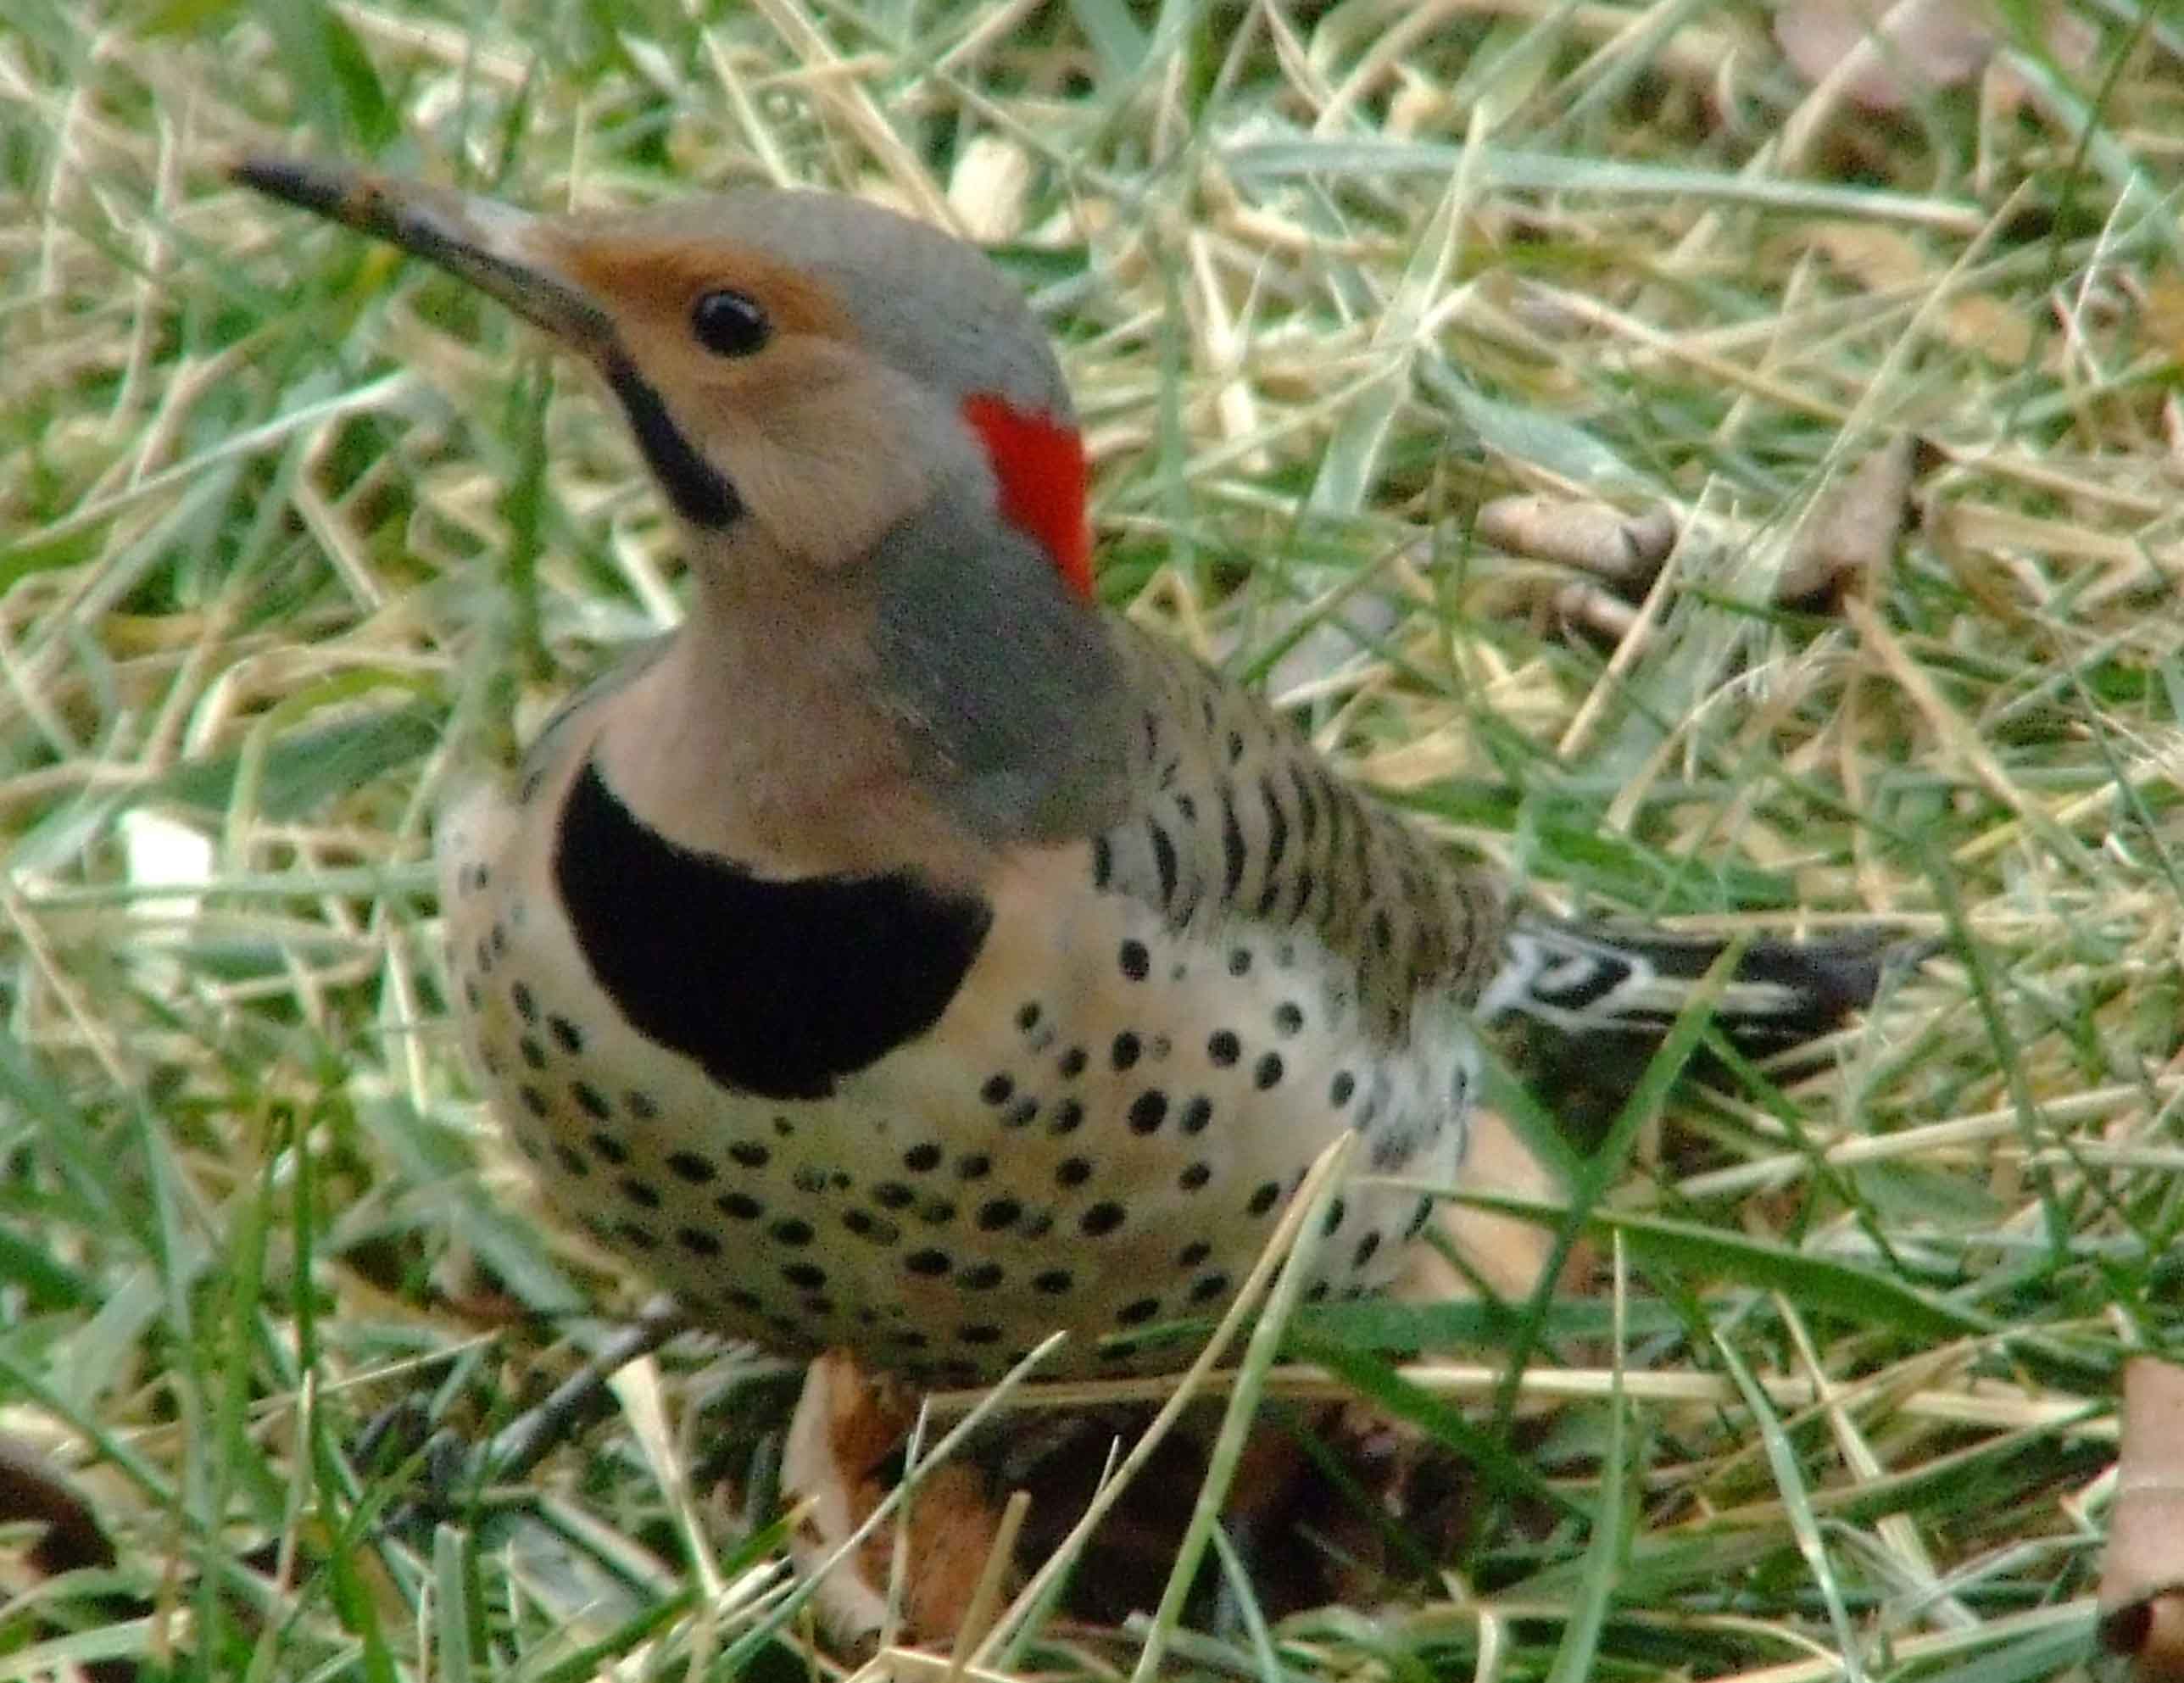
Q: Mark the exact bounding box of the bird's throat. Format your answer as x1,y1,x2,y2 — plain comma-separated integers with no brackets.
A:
590,594,987,879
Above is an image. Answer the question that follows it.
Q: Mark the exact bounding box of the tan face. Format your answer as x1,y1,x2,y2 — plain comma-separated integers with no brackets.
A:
551,235,957,570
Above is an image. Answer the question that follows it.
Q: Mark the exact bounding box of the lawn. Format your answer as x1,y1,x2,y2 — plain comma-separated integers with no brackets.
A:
2,1,2181,1679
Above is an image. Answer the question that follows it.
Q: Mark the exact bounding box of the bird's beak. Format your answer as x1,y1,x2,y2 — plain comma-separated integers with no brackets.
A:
230,156,614,355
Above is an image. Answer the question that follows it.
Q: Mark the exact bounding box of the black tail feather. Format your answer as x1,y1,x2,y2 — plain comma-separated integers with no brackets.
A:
1482,911,1927,1057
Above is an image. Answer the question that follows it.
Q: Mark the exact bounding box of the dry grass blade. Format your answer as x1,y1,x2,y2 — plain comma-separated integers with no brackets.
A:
1,2,2176,1680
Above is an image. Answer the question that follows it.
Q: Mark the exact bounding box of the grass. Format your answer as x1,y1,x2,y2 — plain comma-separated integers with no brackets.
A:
3,0,2182,1678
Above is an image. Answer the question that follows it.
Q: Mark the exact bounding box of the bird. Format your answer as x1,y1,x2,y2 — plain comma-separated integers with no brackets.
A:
231,156,1900,1395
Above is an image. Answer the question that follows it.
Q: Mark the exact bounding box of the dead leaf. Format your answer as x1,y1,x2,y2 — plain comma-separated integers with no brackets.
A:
1775,0,1997,113
1808,220,1929,293
1552,580,1646,649
1986,5,2103,114
0,1435,115,1580
1806,215,2034,364
2101,1356,2184,1680
783,1350,1011,1649
1778,435,1935,610
1477,494,1678,592
2145,278,2184,365
1942,294,2036,365
947,134,1031,243
0,1435,137,1683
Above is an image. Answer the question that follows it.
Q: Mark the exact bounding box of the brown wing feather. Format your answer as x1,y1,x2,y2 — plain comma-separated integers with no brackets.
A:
1085,622,1507,1045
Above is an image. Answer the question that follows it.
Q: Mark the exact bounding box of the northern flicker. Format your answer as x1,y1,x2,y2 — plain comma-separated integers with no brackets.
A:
233,158,1898,1394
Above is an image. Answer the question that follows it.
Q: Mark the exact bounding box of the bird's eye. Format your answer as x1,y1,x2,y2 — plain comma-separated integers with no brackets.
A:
690,289,771,357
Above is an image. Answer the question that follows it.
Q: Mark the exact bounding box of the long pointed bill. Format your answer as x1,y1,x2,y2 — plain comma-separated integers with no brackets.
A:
237,155,747,530
230,156,615,355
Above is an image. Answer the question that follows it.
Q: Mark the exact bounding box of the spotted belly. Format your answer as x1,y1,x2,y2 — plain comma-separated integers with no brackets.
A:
440,783,1476,1385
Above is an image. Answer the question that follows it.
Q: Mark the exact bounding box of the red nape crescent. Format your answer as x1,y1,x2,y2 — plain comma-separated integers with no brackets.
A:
961,395,1093,600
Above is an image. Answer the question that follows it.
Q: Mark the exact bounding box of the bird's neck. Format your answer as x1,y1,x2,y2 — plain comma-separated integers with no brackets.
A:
588,496,1130,878
588,538,985,882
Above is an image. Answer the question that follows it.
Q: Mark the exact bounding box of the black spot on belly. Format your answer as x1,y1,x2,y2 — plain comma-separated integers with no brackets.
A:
554,759,992,1101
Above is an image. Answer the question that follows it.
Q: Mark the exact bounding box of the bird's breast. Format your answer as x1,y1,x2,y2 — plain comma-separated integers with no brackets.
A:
550,756,993,1101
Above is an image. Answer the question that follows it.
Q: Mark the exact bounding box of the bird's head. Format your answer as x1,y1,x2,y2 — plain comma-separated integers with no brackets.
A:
231,159,1091,599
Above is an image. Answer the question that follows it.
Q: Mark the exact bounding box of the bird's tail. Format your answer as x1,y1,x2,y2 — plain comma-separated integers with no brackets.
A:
1479,909,1919,1056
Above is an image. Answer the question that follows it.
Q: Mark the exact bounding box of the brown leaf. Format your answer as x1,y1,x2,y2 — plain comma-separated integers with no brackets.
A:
1552,580,1647,651
1777,435,1935,610
1476,494,1678,593
783,1350,1013,1649
1774,0,1997,112
1808,221,1930,292
1802,224,2034,361
2145,278,2184,365
0,1436,138,1683
2102,1357,2184,1680
0,1435,116,1579
1941,294,2036,365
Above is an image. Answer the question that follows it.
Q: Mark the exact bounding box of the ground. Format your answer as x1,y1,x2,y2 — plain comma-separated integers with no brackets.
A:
2,2,2181,1680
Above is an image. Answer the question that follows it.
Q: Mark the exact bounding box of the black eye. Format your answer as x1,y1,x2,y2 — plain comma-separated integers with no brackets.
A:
690,289,771,357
